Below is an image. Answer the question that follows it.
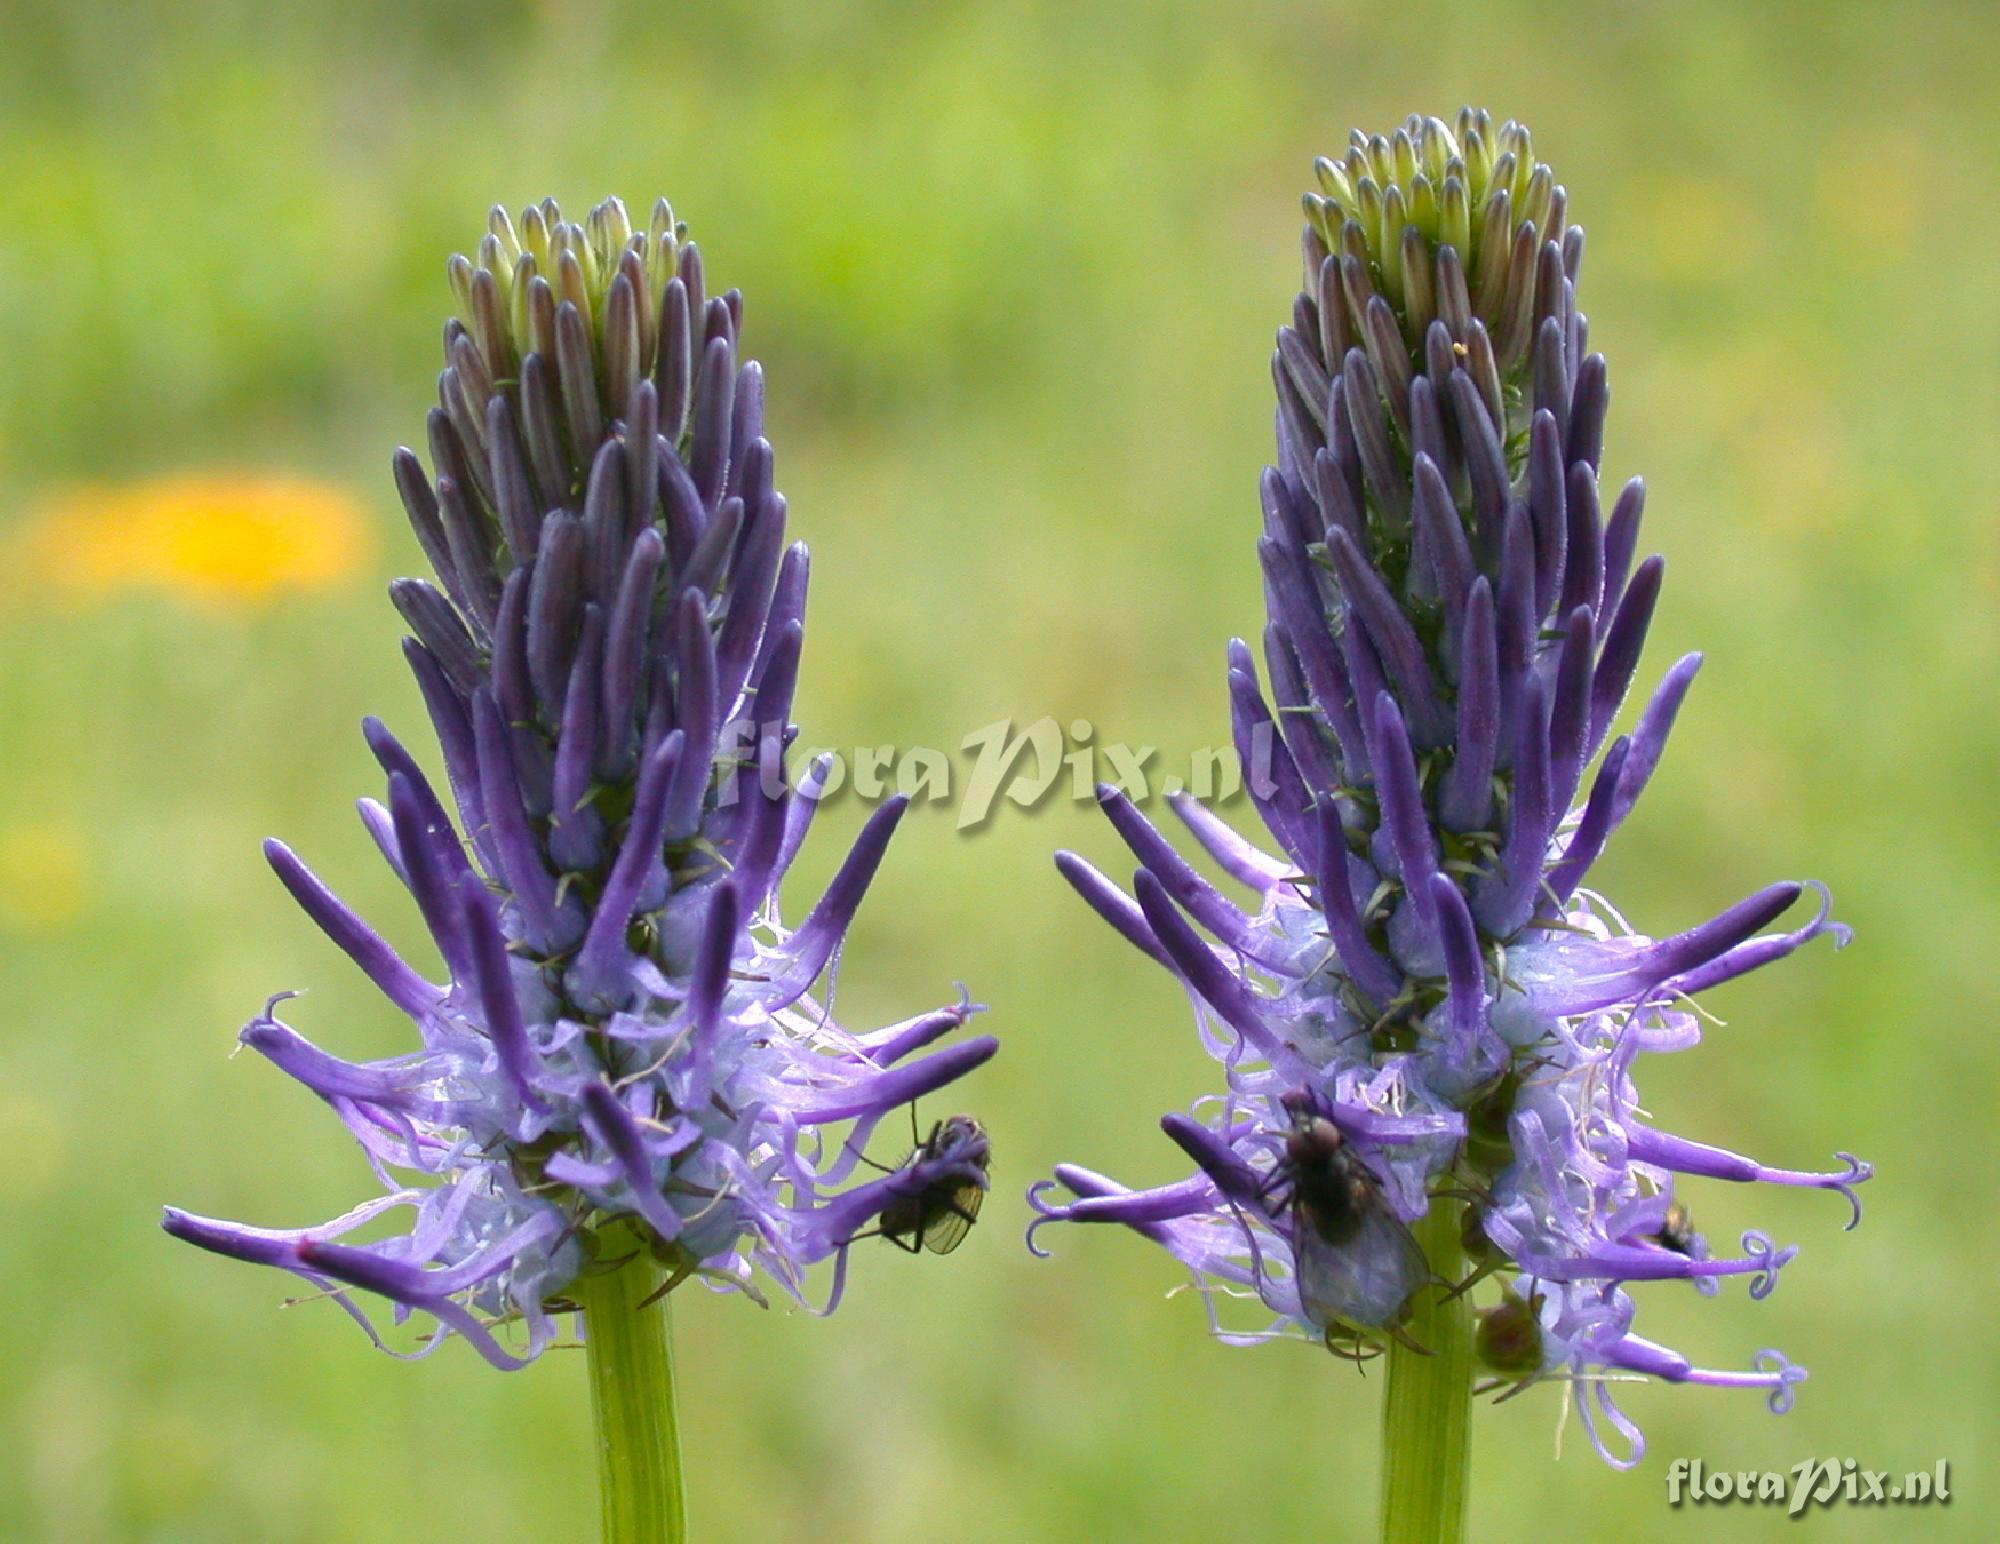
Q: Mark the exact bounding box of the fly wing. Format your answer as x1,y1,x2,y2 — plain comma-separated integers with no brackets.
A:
1291,1205,1427,1330
921,1181,984,1254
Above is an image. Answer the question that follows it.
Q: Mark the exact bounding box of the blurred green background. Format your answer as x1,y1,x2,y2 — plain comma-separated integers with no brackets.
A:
1,1,1995,1539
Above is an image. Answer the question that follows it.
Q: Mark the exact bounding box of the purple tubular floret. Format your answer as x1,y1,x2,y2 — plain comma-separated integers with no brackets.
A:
1326,527,1447,745
1440,577,1499,831
1098,784,1279,965
263,840,441,1020
1371,692,1441,935
1589,554,1665,753
1132,869,1283,1058
459,877,547,1114
1546,737,1632,905
1612,651,1702,823
763,796,910,1005
1055,852,1170,966
1313,799,1401,1008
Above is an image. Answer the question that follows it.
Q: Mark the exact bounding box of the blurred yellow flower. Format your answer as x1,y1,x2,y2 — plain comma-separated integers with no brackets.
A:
1626,175,1764,285
0,1090,65,1203
20,470,373,608
0,822,90,932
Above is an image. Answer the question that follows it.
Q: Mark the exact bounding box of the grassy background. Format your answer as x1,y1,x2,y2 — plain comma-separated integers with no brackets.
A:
1,1,1995,1538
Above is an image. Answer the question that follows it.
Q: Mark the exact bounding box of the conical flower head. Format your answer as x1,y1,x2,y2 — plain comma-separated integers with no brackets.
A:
1032,115,1865,1464
166,198,997,1367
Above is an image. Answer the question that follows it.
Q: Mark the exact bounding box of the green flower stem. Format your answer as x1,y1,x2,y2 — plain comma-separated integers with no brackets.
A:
1378,1199,1474,1544
577,1252,687,1544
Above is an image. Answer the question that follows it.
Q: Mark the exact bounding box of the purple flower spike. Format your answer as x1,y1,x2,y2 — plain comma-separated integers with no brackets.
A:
168,198,994,1364
1033,111,1866,1464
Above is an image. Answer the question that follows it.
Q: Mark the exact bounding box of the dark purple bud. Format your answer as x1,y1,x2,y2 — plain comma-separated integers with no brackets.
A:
1313,799,1400,1007
472,689,578,954
1590,555,1665,753
526,511,585,719
690,336,736,507
715,488,785,714
392,651,492,874
1098,784,1277,965
1532,314,1570,439
568,732,683,1011
601,272,640,422
435,476,500,635
1161,1113,1264,1207
1273,356,1320,481
1526,410,1567,618
485,394,541,564
654,276,693,441
623,379,661,531
1493,503,1537,752
1547,605,1596,816
1569,352,1607,470
460,875,546,1113
1447,369,1508,564
491,568,535,726
679,495,742,598
392,447,456,596
751,543,810,690
1440,577,1499,832
1599,478,1647,638
1277,328,1331,432
1258,538,1366,774
1559,461,1603,622
1325,527,1446,745
1474,673,1550,936
1227,647,1311,863
1340,349,1408,533
727,365,766,498
1361,295,1414,439
1370,692,1440,936
662,589,717,843
554,300,604,454
1430,873,1487,1053
580,439,629,604
599,528,665,781
389,579,482,699
1411,453,1474,632
517,353,571,506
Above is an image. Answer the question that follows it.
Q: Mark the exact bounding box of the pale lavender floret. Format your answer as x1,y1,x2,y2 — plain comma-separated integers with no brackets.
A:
1031,116,1866,1467
167,201,994,1364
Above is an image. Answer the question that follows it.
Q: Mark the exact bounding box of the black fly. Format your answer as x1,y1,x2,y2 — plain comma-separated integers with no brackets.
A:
869,1115,991,1254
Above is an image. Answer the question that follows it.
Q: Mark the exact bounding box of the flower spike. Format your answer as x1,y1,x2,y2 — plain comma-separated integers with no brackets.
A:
167,198,995,1366
1034,111,1866,1470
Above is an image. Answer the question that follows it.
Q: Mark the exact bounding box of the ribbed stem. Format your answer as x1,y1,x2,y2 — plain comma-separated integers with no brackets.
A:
577,1253,687,1543
1378,1199,1473,1544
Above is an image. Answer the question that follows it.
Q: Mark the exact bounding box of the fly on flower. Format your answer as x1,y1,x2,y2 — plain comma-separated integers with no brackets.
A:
1028,109,1868,1470
1265,1091,1429,1346
876,1115,992,1254
163,197,997,1369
